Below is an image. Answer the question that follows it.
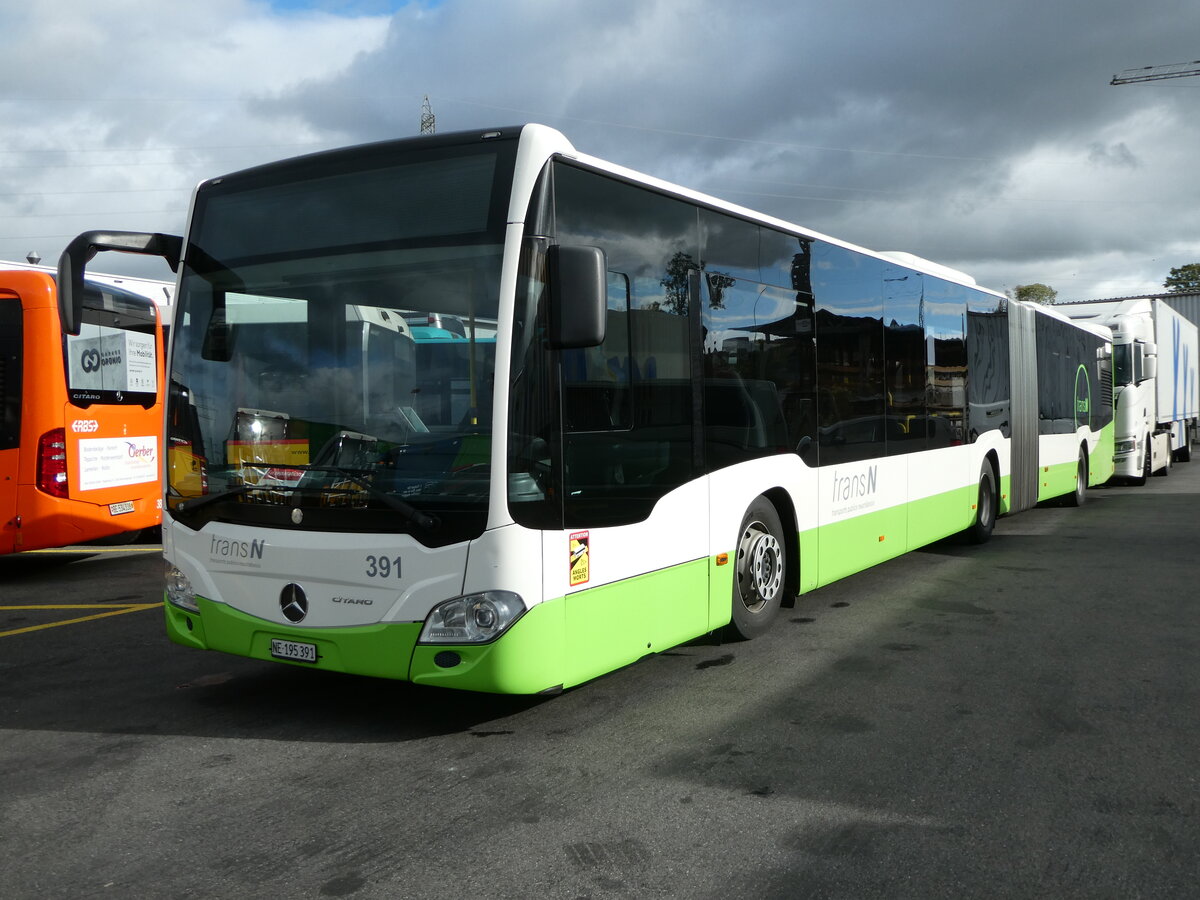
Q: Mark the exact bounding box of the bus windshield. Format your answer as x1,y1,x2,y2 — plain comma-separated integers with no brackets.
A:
166,138,514,544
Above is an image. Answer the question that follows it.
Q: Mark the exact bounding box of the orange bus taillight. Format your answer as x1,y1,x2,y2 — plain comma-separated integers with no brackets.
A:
37,428,69,498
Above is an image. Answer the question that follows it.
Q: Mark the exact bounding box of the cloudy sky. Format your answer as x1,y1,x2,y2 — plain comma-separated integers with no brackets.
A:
2,0,1198,300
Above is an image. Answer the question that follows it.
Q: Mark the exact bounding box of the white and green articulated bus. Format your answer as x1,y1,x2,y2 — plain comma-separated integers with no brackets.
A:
57,125,1115,693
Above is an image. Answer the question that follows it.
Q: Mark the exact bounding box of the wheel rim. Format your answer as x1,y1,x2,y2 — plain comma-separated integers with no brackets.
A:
737,521,783,613
979,477,993,527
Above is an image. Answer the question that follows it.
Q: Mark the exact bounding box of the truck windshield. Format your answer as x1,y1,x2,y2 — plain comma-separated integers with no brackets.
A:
1112,343,1133,386
166,137,514,545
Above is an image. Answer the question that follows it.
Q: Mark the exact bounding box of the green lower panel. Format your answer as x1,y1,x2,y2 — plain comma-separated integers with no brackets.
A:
1090,429,1116,485
165,597,422,680
907,482,977,551
164,560,712,694
1037,458,1080,502
812,484,975,589
709,553,737,631
999,474,1013,515
562,559,709,688
409,600,565,694
165,595,561,692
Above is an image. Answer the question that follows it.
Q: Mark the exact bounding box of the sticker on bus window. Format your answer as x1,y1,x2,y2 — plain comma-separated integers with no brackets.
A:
569,531,590,586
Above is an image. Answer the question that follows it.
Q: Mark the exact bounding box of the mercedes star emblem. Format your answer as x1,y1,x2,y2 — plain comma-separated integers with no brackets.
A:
279,583,308,623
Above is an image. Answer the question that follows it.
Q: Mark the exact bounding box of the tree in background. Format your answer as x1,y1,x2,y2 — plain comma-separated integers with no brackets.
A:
1164,263,1200,294
1011,283,1058,305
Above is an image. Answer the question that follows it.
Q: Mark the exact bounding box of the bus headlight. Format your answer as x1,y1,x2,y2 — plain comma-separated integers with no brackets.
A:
165,563,198,612
418,591,525,644
1115,440,1136,455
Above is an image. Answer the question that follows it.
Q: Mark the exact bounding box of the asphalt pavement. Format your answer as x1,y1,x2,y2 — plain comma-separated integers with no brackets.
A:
2,464,1198,898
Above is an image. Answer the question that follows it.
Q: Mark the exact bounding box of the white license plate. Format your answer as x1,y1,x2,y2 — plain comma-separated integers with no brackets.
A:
108,501,135,516
270,638,318,663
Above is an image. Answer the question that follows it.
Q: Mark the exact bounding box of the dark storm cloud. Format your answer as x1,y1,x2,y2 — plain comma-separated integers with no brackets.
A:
3,0,1197,297
241,0,1200,296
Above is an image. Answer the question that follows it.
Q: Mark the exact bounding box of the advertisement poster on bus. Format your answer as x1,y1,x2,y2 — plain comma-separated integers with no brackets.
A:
76,435,159,491
66,328,158,394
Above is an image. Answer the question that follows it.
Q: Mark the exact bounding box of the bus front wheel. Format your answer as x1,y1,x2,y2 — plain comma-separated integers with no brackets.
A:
728,497,787,640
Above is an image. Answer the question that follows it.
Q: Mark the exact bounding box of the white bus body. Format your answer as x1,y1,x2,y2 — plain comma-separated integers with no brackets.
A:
57,125,1115,693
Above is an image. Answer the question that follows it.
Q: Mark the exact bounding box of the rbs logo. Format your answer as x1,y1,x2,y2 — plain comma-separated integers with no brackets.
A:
71,419,100,434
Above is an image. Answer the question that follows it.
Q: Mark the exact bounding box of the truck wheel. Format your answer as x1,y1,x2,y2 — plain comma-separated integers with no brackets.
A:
727,497,787,640
1065,449,1087,507
965,461,997,543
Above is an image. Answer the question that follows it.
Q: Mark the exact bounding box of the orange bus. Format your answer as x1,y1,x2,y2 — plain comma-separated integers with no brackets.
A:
1,268,166,554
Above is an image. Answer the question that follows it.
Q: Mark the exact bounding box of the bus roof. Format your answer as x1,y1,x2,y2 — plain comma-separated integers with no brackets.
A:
0,259,174,309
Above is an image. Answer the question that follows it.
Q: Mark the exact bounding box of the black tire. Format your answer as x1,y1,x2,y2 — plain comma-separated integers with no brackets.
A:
727,497,787,640
965,461,997,544
1065,449,1087,507
1178,434,1192,463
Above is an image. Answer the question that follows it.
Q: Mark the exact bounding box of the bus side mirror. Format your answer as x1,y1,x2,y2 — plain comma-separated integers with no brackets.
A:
547,244,607,349
57,230,182,335
200,298,234,362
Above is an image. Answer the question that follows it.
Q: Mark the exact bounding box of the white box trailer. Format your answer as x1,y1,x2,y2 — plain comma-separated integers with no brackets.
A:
1064,297,1199,482
1154,299,1200,459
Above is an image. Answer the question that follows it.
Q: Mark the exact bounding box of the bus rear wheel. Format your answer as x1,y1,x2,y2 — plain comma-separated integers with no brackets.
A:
728,497,787,640
965,461,997,544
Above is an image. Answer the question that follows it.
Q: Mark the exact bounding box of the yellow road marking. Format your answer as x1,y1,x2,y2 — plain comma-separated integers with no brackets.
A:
0,603,162,637
22,547,163,554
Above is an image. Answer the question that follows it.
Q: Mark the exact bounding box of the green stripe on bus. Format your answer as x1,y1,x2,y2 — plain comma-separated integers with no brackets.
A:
799,482,977,590
1037,457,1083,502
164,597,422,681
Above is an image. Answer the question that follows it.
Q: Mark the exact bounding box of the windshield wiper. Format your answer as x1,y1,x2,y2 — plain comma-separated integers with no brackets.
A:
295,465,439,532
170,469,439,533
172,485,255,515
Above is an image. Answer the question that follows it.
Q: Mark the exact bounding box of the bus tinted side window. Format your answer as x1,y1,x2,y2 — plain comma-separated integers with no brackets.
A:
699,211,815,468
813,245,886,465
553,162,699,526
965,294,1010,441
1034,312,1111,434
883,265,927,455
560,272,632,432
0,297,21,450
923,279,969,450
